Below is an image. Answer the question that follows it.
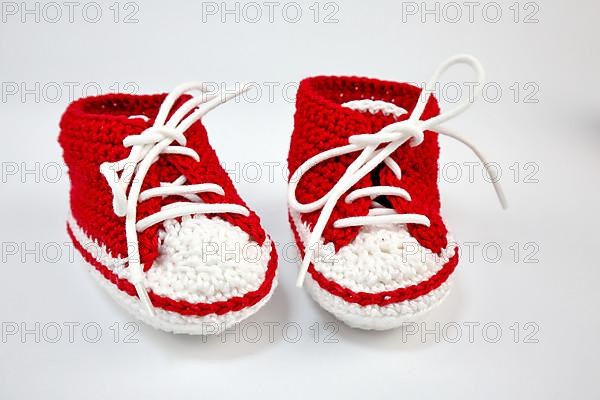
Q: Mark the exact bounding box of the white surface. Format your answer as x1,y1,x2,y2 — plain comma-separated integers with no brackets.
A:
1,0,599,398
75,214,277,335
290,209,456,329
67,214,275,334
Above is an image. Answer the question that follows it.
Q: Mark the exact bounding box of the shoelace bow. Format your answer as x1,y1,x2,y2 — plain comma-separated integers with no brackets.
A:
289,55,508,287
100,82,251,315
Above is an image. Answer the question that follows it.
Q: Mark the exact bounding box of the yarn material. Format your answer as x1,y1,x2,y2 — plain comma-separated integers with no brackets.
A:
287,76,459,328
289,210,458,306
60,93,266,270
59,91,277,323
288,76,448,254
67,219,277,316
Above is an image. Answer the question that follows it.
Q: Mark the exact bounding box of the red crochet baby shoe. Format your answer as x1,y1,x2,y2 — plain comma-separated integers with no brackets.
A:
59,82,278,334
288,55,506,330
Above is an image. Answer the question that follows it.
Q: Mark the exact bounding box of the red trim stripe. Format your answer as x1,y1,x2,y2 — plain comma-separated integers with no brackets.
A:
290,214,458,307
67,224,277,317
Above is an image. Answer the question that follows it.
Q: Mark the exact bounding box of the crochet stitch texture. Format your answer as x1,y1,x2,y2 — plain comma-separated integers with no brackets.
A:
59,91,277,333
287,76,458,329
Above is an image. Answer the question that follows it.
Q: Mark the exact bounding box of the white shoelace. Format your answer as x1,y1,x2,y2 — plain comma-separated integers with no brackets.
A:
288,55,508,287
100,82,250,315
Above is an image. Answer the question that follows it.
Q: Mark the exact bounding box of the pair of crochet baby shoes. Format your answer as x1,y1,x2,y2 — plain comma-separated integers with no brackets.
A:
59,55,505,334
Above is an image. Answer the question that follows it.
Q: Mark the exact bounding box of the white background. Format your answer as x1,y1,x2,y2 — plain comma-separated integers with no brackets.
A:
1,0,599,398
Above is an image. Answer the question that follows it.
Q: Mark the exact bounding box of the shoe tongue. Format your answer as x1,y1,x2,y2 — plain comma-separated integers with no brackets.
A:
125,110,210,181
341,99,411,210
127,112,212,268
126,112,211,218
125,113,181,188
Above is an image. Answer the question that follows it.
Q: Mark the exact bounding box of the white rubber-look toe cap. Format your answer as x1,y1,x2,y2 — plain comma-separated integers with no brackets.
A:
68,214,275,334
145,214,270,304
291,210,455,330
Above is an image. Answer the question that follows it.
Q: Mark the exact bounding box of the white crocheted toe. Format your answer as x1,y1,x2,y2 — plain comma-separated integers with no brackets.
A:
311,224,454,293
144,214,271,304
68,214,276,334
292,210,454,290
290,210,455,330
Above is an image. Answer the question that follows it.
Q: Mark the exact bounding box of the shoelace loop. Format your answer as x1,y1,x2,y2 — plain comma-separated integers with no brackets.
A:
100,82,251,315
288,54,508,287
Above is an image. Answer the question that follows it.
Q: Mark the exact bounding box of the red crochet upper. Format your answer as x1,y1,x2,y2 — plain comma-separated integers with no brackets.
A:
288,76,448,254
59,93,267,269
